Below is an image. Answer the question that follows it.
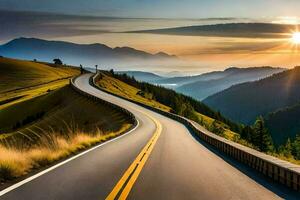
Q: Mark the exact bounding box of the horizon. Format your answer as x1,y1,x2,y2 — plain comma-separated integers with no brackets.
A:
0,36,292,76
1,1,300,72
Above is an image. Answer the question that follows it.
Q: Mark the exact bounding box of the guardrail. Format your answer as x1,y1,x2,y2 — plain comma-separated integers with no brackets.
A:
91,72,300,191
69,75,137,131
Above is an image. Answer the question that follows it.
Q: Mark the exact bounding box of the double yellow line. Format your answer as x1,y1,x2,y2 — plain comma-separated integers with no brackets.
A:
106,112,162,200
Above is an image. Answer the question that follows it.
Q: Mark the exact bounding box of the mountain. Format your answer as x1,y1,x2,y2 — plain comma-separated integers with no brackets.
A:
117,71,164,82
0,37,177,68
155,70,229,86
176,67,284,100
204,67,300,144
129,23,293,38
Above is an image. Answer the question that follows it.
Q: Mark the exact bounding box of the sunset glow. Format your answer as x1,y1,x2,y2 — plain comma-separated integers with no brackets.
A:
292,32,300,44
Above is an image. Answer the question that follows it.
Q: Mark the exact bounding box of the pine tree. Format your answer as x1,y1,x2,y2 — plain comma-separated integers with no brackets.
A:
241,125,252,142
284,138,293,157
252,116,274,152
292,134,300,160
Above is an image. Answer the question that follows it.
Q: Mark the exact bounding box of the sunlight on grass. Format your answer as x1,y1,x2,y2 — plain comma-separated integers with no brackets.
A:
97,73,171,112
0,57,79,93
0,124,131,181
0,79,71,110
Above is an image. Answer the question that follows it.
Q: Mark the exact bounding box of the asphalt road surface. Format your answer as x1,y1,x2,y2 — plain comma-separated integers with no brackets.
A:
0,73,297,200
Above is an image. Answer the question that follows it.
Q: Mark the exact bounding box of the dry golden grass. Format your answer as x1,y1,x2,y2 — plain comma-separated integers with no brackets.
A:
0,57,79,93
0,79,71,110
97,73,171,112
0,85,132,139
0,124,131,181
0,57,80,110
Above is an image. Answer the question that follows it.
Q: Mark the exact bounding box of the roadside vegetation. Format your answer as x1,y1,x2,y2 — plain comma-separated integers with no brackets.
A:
0,58,134,182
98,70,300,165
0,126,130,182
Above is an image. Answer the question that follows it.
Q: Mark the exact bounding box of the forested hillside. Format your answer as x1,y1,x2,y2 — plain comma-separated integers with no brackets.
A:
204,66,300,145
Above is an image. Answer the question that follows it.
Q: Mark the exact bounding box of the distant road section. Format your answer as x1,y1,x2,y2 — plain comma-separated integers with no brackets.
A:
0,74,286,200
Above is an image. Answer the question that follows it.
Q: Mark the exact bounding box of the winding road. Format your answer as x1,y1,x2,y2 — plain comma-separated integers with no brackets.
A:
0,73,296,199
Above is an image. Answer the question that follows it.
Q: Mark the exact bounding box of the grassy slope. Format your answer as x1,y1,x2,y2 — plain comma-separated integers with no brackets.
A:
0,57,80,110
0,57,79,92
0,58,133,181
0,85,133,181
97,73,238,140
98,73,171,112
0,85,132,139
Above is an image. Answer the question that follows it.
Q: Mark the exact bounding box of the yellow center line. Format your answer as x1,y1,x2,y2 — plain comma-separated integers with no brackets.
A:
105,111,162,200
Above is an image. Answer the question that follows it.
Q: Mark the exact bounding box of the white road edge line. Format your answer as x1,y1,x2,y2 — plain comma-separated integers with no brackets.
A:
0,119,140,196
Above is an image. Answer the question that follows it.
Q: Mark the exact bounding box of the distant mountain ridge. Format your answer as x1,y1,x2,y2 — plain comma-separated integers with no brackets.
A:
117,71,164,82
204,67,300,144
118,67,285,101
155,69,230,86
175,67,285,100
0,37,177,68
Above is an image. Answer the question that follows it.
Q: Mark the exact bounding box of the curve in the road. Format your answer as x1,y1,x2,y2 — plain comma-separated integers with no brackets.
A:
1,73,298,200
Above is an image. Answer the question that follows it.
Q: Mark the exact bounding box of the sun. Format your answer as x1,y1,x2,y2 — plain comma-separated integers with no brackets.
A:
292,32,300,44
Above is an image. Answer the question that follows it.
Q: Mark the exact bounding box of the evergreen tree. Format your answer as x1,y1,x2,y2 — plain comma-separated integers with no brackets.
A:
182,103,198,121
292,134,300,160
284,138,293,157
252,116,274,152
241,125,252,141
171,96,184,115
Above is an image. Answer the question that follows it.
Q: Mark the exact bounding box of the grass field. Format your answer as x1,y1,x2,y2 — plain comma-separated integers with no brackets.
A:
0,79,72,110
97,73,171,112
0,57,79,93
0,57,80,110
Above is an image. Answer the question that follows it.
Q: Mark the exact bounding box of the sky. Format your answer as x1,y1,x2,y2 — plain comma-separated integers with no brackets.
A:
1,0,300,19
1,0,300,73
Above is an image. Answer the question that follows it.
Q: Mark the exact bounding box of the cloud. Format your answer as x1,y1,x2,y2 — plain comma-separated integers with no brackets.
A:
0,10,254,44
0,10,114,42
128,23,297,39
179,41,284,55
